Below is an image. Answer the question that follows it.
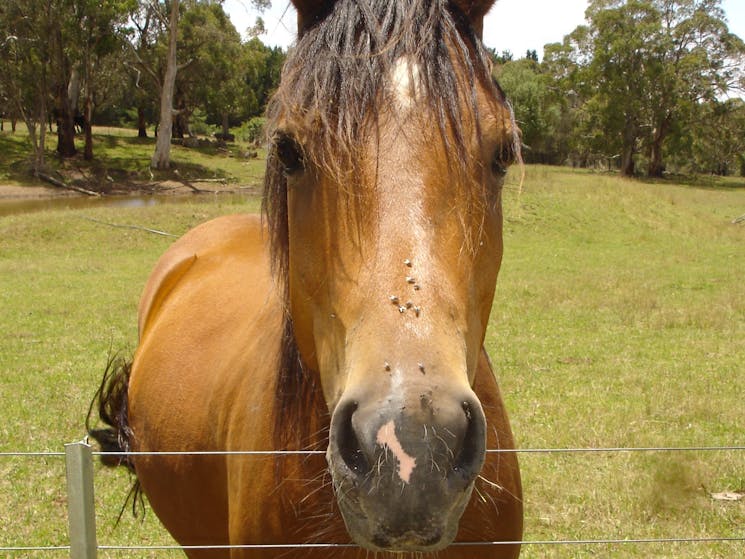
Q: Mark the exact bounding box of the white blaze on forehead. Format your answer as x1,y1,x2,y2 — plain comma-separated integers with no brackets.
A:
390,57,421,110
376,420,417,484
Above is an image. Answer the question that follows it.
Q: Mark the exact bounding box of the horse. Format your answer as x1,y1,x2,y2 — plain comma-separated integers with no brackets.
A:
90,0,523,557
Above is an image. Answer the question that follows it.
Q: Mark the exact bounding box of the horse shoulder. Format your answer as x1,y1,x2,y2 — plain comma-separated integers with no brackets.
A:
130,212,281,440
137,213,267,338
127,213,287,548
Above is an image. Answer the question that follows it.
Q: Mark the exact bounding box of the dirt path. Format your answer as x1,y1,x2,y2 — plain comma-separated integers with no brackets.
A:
0,184,78,200
0,180,257,201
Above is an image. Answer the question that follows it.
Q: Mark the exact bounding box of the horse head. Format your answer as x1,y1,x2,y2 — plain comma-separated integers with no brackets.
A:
266,0,517,552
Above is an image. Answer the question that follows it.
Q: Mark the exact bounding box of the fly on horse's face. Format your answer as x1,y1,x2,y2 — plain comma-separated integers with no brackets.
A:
269,0,518,552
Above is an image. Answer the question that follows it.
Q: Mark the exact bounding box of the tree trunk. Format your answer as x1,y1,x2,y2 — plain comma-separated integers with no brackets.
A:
37,70,49,173
22,67,49,175
222,113,230,137
137,106,148,138
68,64,82,121
647,119,669,178
647,142,664,177
620,146,635,177
21,111,40,174
172,92,190,138
151,0,179,170
83,92,94,161
55,89,77,157
53,23,77,158
620,120,637,177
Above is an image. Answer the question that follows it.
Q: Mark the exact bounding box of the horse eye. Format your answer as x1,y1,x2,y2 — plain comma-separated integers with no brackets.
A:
491,141,515,177
274,134,304,175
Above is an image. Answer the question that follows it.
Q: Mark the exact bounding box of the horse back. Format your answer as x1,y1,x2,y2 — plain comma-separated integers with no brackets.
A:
127,214,288,550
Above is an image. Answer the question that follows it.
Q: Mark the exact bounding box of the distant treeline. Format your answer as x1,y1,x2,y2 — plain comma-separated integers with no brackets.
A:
0,0,284,171
1,0,743,177
490,0,745,177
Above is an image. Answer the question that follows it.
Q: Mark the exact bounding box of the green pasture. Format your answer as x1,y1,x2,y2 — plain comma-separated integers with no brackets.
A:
1,165,744,558
0,124,266,189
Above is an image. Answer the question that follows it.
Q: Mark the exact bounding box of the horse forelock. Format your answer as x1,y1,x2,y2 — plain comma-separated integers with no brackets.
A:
263,0,516,450
262,0,510,278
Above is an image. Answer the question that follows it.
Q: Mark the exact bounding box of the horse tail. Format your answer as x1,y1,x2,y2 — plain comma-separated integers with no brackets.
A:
87,355,146,520
87,355,135,472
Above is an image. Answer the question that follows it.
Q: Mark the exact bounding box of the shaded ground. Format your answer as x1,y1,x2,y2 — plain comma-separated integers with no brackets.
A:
0,126,265,201
0,184,69,199
0,180,255,200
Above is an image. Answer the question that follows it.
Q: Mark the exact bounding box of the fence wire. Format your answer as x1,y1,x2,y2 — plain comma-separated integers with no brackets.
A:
3,536,745,553
1,445,743,554
2,445,744,458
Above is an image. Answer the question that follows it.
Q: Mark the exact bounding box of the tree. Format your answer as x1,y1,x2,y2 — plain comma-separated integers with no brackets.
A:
151,0,180,170
177,1,244,138
1,0,136,168
127,1,162,137
584,0,663,176
0,0,55,173
582,0,743,176
643,0,745,176
74,0,134,160
148,0,273,169
686,98,745,175
240,38,285,119
496,57,559,164
542,0,744,176
542,26,599,167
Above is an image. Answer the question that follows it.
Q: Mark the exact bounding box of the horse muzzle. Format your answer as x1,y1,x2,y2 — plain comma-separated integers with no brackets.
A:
326,387,487,552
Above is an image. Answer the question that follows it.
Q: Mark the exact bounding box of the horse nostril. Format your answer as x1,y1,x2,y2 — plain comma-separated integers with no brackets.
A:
332,401,370,477
451,400,486,484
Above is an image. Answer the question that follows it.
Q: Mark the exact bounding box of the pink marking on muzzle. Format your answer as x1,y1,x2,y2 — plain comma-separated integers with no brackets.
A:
376,420,417,484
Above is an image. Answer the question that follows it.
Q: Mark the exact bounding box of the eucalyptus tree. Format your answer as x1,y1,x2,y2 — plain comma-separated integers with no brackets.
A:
543,25,601,167
150,0,180,170
643,0,745,176
583,0,663,176
42,0,134,158
686,98,745,175
496,57,559,163
0,0,55,172
74,0,135,159
147,0,271,170
544,0,744,176
1,0,135,169
240,38,285,119
177,0,245,138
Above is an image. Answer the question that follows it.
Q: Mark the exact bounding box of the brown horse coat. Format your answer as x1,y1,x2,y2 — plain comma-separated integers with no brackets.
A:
127,214,521,558
92,0,524,556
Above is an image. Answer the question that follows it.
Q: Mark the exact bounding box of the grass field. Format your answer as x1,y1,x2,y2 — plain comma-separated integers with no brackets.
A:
1,164,743,558
0,124,266,189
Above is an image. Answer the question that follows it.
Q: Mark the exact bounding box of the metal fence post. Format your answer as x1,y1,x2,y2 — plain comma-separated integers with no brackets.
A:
65,441,98,559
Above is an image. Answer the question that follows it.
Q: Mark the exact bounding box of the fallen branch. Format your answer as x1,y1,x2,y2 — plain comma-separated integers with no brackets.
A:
79,216,178,237
181,179,234,194
182,181,209,193
733,213,745,225
37,172,101,197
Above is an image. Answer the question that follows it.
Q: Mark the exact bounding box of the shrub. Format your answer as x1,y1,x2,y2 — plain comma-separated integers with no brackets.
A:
238,117,266,144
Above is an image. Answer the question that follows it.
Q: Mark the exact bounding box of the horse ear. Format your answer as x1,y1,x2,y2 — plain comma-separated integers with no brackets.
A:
292,0,336,36
451,0,496,39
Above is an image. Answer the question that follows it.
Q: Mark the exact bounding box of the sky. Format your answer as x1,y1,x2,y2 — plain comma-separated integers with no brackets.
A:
224,0,745,61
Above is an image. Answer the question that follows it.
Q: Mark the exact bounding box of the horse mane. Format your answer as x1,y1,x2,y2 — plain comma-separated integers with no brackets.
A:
264,0,513,449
